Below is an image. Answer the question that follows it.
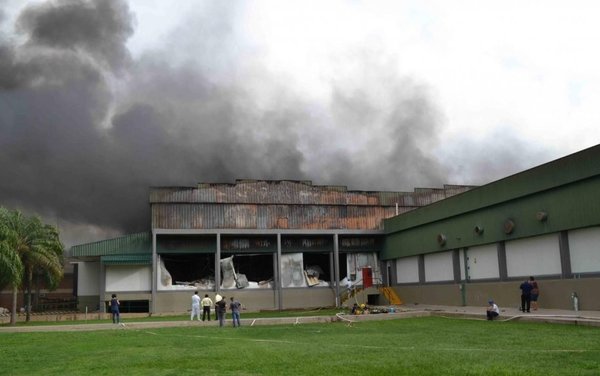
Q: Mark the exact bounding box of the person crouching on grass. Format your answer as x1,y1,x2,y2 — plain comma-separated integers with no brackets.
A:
486,299,499,320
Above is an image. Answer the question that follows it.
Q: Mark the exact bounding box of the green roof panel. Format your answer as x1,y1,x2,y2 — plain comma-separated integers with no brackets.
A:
101,254,152,265
71,232,151,257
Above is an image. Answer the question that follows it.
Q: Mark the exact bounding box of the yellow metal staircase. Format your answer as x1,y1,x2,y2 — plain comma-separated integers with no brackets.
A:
341,286,403,306
379,286,403,305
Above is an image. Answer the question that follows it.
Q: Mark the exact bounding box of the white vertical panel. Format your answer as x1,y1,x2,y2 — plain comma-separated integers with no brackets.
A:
569,226,600,273
395,256,419,283
424,251,454,282
506,234,561,277
465,244,499,280
77,262,100,295
106,266,151,292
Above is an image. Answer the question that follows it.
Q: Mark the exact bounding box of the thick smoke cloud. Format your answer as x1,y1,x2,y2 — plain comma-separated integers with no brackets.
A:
0,0,538,245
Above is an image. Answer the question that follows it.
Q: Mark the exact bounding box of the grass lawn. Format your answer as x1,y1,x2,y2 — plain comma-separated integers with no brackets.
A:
1,317,599,375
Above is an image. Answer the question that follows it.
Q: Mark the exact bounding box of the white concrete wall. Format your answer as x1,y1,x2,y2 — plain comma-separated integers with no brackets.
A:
396,256,419,283
569,226,600,274
77,261,100,295
105,265,151,292
506,234,561,277
463,244,499,280
424,251,454,282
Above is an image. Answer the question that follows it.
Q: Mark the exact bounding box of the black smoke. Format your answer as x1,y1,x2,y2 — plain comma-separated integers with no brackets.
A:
0,0,544,245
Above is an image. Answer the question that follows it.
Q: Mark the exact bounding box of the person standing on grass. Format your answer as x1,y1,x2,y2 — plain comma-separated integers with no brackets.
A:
520,278,533,313
191,291,201,321
230,297,242,327
530,276,540,311
486,299,500,320
214,294,222,320
346,277,353,298
216,295,227,327
201,294,213,321
110,294,120,324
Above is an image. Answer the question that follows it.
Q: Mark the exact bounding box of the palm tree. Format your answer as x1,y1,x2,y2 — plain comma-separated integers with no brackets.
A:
21,221,64,321
0,207,64,324
0,208,25,325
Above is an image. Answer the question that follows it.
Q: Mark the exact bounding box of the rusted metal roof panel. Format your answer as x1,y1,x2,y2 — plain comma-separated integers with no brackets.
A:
150,180,473,207
149,180,474,230
152,204,398,230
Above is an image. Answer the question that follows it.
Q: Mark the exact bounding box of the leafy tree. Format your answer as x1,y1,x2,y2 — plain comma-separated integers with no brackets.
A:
0,207,64,324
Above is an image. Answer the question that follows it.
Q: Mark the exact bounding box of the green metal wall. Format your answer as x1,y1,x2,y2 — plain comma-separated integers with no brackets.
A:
382,145,600,260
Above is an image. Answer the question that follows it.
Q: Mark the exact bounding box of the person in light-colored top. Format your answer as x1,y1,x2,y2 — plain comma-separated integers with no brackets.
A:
191,291,201,321
201,294,213,321
486,300,499,320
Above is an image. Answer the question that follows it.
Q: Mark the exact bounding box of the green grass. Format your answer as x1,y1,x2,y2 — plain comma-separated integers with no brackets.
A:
2,317,600,375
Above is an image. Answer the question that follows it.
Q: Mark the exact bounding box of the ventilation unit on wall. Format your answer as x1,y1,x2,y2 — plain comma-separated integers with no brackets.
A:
437,233,447,246
503,219,515,234
536,211,548,222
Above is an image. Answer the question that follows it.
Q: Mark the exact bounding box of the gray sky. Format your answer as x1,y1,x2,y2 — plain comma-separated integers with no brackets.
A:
1,0,599,246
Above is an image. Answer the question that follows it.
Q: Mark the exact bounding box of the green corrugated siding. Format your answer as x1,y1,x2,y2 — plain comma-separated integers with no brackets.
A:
71,232,151,257
384,144,600,233
381,146,600,260
101,254,152,265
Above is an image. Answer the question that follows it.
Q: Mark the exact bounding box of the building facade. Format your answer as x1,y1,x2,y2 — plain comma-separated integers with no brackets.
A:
71,144,600,314
71,180,470,313
383,144,600,310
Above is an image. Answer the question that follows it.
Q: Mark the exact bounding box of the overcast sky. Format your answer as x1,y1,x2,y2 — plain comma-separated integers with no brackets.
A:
2,0,599,246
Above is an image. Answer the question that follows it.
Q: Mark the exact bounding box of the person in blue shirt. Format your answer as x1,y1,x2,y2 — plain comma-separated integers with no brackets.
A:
519,279,533,313
229,297,242,328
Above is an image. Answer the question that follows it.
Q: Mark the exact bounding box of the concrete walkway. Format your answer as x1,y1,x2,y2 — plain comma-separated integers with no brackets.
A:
395,303,600,327
1,304,599,333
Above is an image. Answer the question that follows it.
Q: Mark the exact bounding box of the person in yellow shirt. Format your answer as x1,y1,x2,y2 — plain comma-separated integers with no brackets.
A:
201,294,213,321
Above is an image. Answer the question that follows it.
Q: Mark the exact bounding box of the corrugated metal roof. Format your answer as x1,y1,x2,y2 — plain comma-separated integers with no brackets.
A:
71,232,151,257
149,180,472,206
101,254,152,265
151,204,398,230
149,180,474,230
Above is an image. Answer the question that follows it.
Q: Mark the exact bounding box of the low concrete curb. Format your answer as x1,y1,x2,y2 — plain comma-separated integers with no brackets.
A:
2,305,600,332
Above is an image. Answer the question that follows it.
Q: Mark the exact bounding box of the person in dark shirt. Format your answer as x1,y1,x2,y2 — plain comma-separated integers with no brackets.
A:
520,279,533,313
229,297,242,328
216,296,227,327
110,294,120,324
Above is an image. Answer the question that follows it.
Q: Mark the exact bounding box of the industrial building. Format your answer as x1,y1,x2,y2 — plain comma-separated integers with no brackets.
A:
71,181,472,313
383,144,600,311
70,144,600,313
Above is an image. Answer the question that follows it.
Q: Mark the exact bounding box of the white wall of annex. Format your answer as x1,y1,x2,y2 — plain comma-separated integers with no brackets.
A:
105,265,151,292
506,234,561,277
569,226,600,274
464,244,499,280
77,261,100,296
424,251,454,282
395,256,419,283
